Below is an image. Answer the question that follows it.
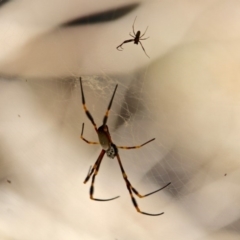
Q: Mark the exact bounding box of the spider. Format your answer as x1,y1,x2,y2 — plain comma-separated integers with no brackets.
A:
116,16,150,58
79,77,171,216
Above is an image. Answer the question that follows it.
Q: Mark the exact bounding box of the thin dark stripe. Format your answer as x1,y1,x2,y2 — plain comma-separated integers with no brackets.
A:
62,3,139,26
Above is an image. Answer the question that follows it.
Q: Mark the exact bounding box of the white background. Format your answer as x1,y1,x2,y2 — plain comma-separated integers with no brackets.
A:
0,0,239,239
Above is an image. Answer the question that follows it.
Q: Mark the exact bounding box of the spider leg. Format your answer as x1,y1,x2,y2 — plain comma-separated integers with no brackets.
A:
132,16,137,35
117,139,171,197
102,84,118,125
140,37,150,41
81,123,99,145
139,41,150,58
116,154,164,216
116,39,134,51
117,138,155,150
83,165,95,184
140,26,148,38
131,182,171,198
79,78,98,132
129,32,135,38
88,150,120,201
83,151,102,183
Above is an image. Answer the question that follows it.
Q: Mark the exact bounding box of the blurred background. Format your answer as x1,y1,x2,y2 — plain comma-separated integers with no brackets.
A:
0,0,239,239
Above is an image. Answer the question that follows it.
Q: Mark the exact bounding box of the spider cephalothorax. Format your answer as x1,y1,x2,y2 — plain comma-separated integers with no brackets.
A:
79,77,171,216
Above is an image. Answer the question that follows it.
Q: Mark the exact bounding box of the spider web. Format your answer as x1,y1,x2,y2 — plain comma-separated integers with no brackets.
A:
0,1,240,240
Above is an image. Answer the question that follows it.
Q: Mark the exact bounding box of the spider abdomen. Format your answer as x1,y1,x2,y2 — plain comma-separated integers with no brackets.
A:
106,143,118,159
134,31,141,44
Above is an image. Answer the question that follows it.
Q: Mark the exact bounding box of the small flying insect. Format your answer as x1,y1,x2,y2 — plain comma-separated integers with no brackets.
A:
116,17,150,58
79,77,171,216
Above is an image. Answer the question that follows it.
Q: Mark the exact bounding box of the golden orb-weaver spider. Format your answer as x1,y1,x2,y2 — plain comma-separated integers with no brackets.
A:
79,77,171,216
116,16,150,58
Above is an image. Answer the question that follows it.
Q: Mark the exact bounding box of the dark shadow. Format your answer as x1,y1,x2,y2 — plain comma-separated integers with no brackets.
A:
62,3,139,27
